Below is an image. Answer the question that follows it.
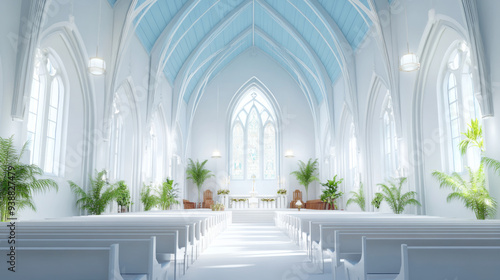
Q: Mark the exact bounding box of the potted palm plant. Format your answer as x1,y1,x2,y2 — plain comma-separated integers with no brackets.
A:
291,158,319,202
69,169,119,215
186,159,214,208
140,183,158,211
377,177,421,214
346,182,366,211
0,136,58,221
320,175,343,210
115,180,131,213
156,178,180,210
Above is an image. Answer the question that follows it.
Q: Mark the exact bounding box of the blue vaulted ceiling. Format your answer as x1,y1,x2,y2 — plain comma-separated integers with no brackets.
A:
110,0,391,103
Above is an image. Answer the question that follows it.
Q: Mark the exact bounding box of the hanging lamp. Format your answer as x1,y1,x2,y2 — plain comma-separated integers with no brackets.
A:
400,7,420,72
88,0,106,75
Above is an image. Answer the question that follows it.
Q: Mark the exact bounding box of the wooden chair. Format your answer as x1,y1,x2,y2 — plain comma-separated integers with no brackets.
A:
202,190,214,209
290,189,305,208
183,199,196,209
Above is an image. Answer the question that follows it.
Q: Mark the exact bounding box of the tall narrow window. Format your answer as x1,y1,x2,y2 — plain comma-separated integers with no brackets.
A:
110,114,123,180
382,96,399,178
246,109,260,179
263,123,276,179
26,50,64,175
232,123,244,179
443,42,482,172
230,89,278,181
348,123,359,187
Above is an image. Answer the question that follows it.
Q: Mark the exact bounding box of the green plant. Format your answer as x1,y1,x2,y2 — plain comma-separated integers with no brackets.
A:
0,136,58,221
156,178,179,210
261,198,275,202
69,169,119,215
290,158,320,201
217,189,230,195
433,119,497,219
346,182,366,211
211,202,225,211
371,192,383,209
377,177,421,214
277,189,287,195
320,175,344,210
140,183,158,211
115,180,131,208
459,119,484,155
231,198,247,202
432,163,496,219
186,159,214,205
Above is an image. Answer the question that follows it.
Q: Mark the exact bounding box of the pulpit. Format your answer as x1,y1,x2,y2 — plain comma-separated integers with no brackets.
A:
290,189,304,208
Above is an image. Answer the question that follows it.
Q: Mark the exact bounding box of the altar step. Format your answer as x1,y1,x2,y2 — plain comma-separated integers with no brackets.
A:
230,209,277,223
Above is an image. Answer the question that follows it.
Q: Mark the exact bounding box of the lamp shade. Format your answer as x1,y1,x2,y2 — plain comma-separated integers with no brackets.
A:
211,150,221,158
88,57,106,75
399,53,420,72
284,150,295,158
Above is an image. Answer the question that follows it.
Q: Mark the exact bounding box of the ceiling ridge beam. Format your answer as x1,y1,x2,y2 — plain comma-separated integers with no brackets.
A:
256,0,329,100
174,0,253,88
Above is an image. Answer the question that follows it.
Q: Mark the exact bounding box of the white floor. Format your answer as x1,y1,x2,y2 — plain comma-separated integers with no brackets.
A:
183,221,332,280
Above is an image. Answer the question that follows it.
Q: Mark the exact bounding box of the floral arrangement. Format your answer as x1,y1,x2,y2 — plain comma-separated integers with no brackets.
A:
231,198,248,202
211,202,225,211
277,189,287,195
217,189,230,195
261,198,275,202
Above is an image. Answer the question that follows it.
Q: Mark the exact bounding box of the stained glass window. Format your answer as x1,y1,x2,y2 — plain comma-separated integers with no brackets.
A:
230,89,277,180
247,109,260,179
232,123,244,179
264,123,276,179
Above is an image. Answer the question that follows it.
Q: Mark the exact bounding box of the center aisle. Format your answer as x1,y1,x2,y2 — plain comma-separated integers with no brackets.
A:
183,222,331,280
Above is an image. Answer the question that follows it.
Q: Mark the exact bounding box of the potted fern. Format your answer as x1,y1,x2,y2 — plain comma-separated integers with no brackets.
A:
0,136,58,221
320,175,343,210
377,177,421,214
115,180,131,213
346,182,366,211
69,169,119,215
290,158,319,202
186,159,214,208
140,183,158,211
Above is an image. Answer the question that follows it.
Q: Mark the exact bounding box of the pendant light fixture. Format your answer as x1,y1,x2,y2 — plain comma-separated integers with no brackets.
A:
88,0,106,75
399,6,420,72
212,86,221,158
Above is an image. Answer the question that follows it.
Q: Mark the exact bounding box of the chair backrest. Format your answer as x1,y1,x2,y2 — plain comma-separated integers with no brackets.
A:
204,190,213,201
293,190,302,201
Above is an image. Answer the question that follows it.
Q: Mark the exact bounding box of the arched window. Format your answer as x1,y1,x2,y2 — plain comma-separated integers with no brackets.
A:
348,123,359,187
230,90,277,180
382,95,399,178
443,42,481,172
26,49,65,175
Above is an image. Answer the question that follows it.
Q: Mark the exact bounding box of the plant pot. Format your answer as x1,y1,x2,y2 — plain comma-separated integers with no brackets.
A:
119,206,128,213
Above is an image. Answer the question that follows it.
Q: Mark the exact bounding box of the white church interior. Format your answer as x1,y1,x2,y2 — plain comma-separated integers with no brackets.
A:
1,0,500,279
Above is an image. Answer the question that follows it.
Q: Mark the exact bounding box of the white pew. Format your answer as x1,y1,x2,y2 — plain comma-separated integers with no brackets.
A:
312,223,500,274
8,225,184,280
345,237,500,280
0,244,123,280
0,238,163,280
394,245,500,280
